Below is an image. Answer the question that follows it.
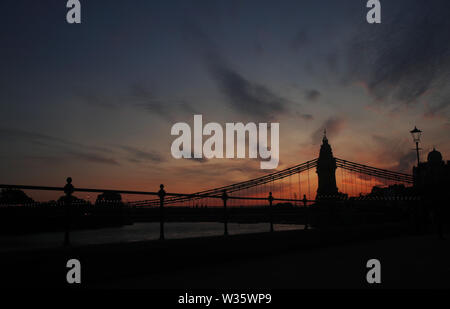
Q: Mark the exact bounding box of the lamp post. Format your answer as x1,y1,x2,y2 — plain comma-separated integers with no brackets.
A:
410,126,422,166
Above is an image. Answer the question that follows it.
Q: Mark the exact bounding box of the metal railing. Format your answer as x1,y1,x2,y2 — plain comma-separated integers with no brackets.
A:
0,178,315,246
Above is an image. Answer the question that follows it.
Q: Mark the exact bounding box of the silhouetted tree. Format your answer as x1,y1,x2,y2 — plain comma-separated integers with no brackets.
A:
0,189,34,204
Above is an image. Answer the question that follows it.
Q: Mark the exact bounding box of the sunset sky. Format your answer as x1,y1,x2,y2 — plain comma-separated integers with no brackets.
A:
1,0,449,201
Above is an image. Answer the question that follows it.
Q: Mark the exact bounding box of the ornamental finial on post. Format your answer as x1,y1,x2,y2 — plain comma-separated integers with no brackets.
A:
158,184,166,199
221,190,228,202
268,192,274,203
64,177,74,196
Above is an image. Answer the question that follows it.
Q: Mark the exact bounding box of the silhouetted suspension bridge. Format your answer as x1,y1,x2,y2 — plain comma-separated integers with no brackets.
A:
0,154,416,244
129,157,413,207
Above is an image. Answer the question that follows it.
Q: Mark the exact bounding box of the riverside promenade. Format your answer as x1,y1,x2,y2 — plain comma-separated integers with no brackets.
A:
2,222,448,289
98,231,449,289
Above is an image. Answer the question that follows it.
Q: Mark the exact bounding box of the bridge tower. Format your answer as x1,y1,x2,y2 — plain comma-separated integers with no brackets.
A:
316,130,338,198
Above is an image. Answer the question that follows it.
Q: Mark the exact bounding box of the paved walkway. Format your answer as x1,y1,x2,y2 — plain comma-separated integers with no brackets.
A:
98,233,450,289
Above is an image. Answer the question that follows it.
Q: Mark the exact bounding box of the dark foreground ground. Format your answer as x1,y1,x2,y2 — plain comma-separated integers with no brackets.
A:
97,232,450,289
1,223,448,289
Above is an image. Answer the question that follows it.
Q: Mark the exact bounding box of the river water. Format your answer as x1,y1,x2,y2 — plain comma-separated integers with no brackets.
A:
0,222,305,252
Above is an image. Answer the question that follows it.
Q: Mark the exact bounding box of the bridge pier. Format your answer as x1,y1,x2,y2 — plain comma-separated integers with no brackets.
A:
63,177,74,247
222,190,228,236
302,194,309,230
158,184,166,240
268,192,274,232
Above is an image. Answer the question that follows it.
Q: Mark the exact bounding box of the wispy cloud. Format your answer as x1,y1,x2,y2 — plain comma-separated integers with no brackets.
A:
311,117,346,143
345,0,450,117
183,21,294,121
304,89,321,102
297,112,314,121
290,31,310,52
167,159,266,184
130,84,198,121
188,150,209,163
0,127,118,166
119,145,166,163
208,64,289,120
371,135,417,172
66,151,119,165
76,89,120,109
76,84,198,121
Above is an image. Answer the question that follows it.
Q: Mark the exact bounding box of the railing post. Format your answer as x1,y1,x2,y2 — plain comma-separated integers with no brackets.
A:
221,190,228,236
158,184,166,240
63,177,74,246
268,192,274,232
302,194,309,230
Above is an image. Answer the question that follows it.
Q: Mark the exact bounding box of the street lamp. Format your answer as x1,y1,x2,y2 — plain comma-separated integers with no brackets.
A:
410,126,422,166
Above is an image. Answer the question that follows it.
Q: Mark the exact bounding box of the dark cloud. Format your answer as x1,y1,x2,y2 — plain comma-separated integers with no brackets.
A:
0,127,110,153
253,39,264,55
183,21,291,121
0,127,118,165
395,152,417,172
371,135,417,173
179,101,198,114
189,157,208,164
77,84,198,121
326,52,339,74
66,151,119,165
131,84,199,121
188,151,208,163
290,31,309,51
119,145,166,163
311,117,346,143
0,127,67,145
76,89,119,109
346,0,450,113
296,112,314,121
20,155,65,165
208,64,289,120
304,89,320,102
424,96,450,119
172,160,265,181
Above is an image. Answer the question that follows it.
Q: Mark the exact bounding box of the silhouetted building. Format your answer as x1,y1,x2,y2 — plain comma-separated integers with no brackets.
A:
316,131,339,199
57,195,87,204
413,148,450,195
96,191,122,204
369,184,415,197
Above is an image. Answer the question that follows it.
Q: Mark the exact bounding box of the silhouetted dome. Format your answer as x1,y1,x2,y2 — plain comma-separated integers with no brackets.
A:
427,148,442,164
